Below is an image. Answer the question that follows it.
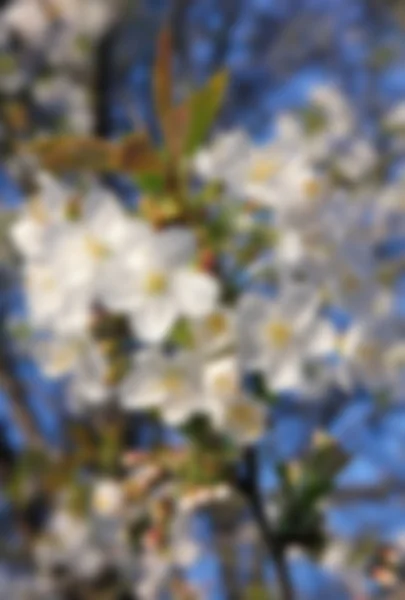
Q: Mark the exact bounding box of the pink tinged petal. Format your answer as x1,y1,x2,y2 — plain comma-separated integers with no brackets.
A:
132,296,179,343
174,270,220,318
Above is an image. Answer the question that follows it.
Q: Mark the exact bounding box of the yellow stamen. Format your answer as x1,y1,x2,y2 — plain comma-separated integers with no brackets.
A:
212,372,238,396
265,321,292,349
249,158,279,183
226,403,262,436
52,346,77,371
160,368,187,395
85,236,110,260
28,197,49,224
205,312,228,336
143,271,168,295
302,178,321,199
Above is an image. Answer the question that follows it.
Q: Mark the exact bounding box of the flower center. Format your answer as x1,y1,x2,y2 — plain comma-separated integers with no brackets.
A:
302,178,321,200
249,158,279,183
144,271,168,295
93,485,121,516
52,345,78,372
34,272,57,292
85,236,110,260
226,403,262,435
28,197,49,224
205,312,229,336
161,369,186,395
212,372,238,397
265,320,293,349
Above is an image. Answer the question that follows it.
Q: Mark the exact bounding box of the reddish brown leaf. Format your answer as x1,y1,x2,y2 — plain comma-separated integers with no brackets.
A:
153,27,173,133
166,101,192,159
28,136,118,173
117,132,165,174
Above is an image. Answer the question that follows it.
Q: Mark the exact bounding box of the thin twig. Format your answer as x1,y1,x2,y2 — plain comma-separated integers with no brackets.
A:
238,448,295,600
0,353,46,450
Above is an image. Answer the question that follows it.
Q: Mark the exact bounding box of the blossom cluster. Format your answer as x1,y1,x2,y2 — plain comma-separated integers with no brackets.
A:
7,78,405,598
12,84,405,423
195,85,405,403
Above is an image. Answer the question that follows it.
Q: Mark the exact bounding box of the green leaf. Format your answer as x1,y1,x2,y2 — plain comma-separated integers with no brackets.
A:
307,433,349,482
300,105,327,136
169,318,195,349
66,482,90,517
135,172,167,195
0,53,17,76
98,424,121,474
185,70,229,155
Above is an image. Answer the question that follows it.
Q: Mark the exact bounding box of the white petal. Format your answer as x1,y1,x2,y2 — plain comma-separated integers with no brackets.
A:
307,322,337,356
34,336,83,378
213,399,266,445
95,261,143,312
87,190,151,250
174,270,219,318
156,228,196,269
194,150,215,178
162,397,200,426
69,350,109,408
270,361,305,392
132,296,179,343
276,230,304,265
203,355,240,403
10,219,44,259
120,369,166,411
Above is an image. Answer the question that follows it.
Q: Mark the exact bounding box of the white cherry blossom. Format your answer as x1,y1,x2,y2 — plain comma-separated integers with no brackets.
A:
98,226,219,343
